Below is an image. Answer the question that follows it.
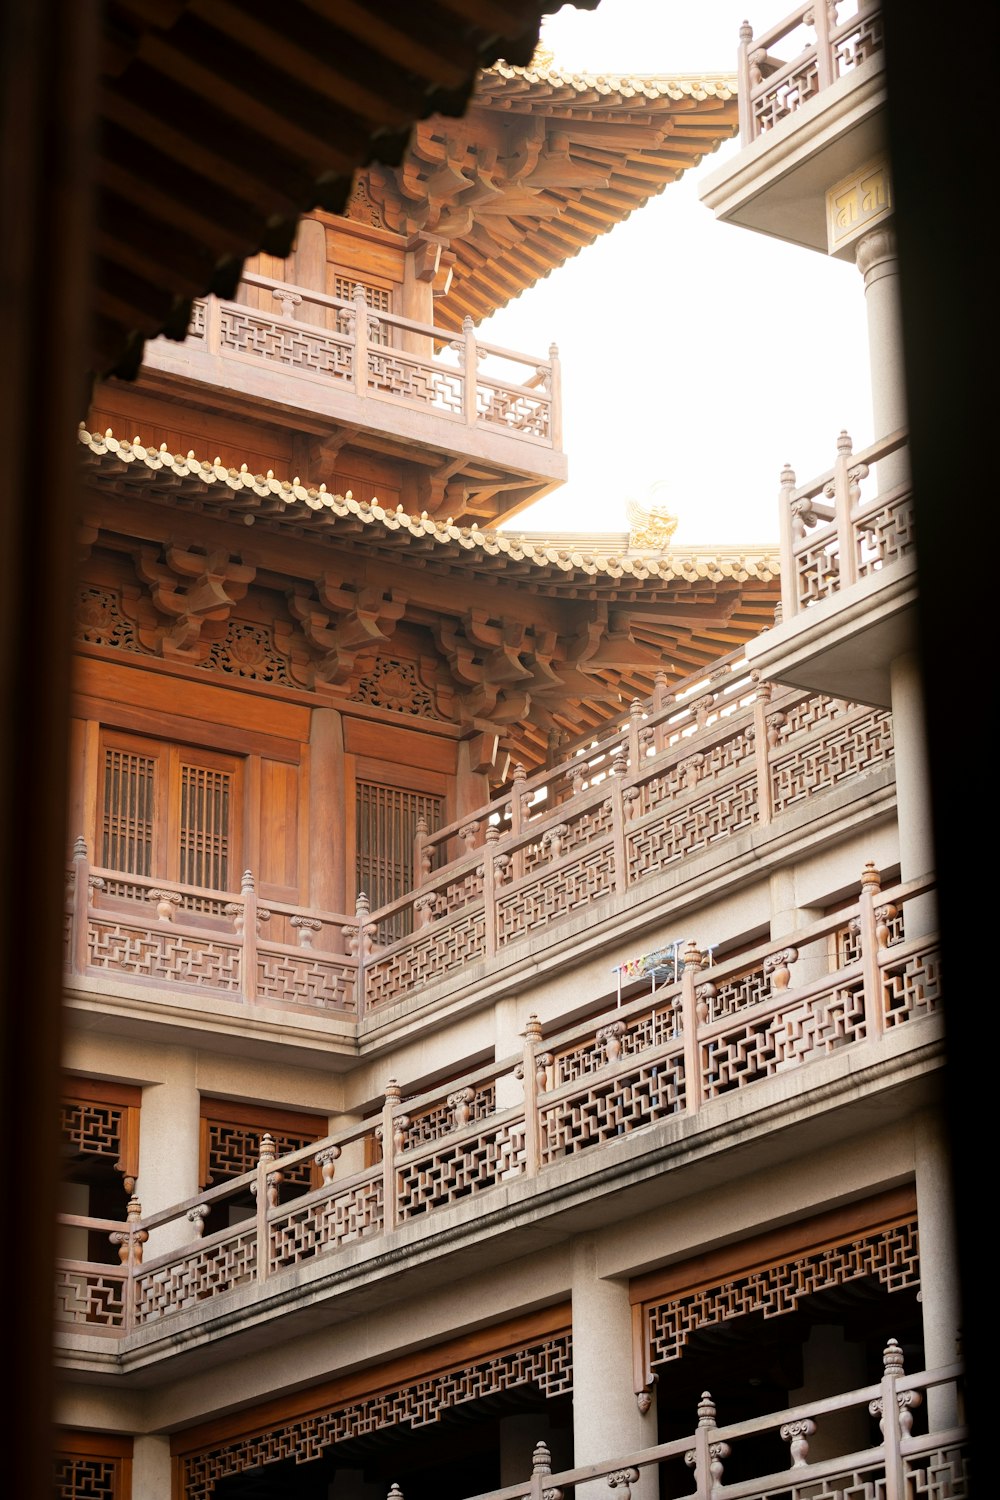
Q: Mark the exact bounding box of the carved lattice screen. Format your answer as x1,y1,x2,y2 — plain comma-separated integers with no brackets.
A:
356,779,443,940
199,1099,327,1192
54,1433,132,1499
97,733,241,893
100,745,156,875
178,760,232,890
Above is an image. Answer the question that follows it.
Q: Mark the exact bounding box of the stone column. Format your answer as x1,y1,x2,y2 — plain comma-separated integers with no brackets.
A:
856,225,908,488
914,1110,962,1428
571,1239,654,1495
309,707,347,914
495,995,525,1110
889,652,936,936
136,1054,201,1255
133,1435,171,1498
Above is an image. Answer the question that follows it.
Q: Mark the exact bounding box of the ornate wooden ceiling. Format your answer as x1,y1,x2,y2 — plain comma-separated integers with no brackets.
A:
361,65,739,328
94,0,600,380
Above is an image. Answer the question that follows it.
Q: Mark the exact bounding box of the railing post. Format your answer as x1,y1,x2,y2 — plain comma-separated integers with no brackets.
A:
381,1079,402,1231
240,869,259,1003
686,1391,729,1499
510,762,528,880
813,0,836,90
609,759,630,895
414,814,430,887
254,1133,279,1287
205,294,222,355
109,1195,147,1335
70,835,94,976
547,341,562,447
681,942,706,1116
483,826,499,959
857,861,885,1041
353,283,369,401
778,461,799,621
870,1338,907,1500
520,1014,544,1178
462,315,478,427
737,20,754,143
751,678,775,827
833,430,859,590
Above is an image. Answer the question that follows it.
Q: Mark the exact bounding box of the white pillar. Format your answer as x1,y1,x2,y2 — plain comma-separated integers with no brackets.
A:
889,651,937,936
136,1052,201,1254
856,225,908,489
133,1434,172,1498
915,1110,962,1427
572,1239,654,1495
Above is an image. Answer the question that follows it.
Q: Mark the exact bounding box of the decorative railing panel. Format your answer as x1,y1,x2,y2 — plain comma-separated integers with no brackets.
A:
53,1262,127,1330
739,1,884,144
132,1224,258,1325
171,275,560,449
395,1115,527,1220
269,1175,384,1273
57,871,939,1335
66,663,901,1018
364,903,487,1009
777,429,913,622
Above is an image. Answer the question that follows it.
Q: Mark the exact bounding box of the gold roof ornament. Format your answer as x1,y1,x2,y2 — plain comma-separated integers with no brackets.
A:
627,484,679,551
527,41,556,72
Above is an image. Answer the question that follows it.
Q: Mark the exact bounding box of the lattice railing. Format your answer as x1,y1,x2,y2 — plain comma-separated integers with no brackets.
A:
738,1,884,143
64,666,901,1019
173,273,560,447
56,868,940,1335
65,853,358,1016
777,428,913,621
457,1344,966,1500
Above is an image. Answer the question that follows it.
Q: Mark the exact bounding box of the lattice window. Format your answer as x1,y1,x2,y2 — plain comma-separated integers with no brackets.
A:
199,1099,327,1196
54,1433,132,1499
333,274,391,345
59,1079,141,1257
101,746,156,876
356,780,443,941
96,732,242,895
179,761,232,890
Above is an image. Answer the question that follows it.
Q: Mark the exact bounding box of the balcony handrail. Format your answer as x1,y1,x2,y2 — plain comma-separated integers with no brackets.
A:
56,863,938,1335
778,426,913,620
460,1347,964,1500
738,0,883,143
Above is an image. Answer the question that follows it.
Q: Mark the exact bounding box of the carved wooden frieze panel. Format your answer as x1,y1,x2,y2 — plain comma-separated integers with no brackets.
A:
177,1327,572,1499
638,1215,918,1375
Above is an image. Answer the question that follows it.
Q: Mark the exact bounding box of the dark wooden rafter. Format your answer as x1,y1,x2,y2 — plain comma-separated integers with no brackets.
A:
91,0,604,379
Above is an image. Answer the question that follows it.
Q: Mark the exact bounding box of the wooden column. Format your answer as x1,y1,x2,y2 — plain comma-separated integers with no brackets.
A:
308,707,347,913
1,3,97,1492
293,215,327,326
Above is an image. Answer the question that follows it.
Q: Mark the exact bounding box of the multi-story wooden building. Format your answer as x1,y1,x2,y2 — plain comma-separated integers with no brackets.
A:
53,11,964,1500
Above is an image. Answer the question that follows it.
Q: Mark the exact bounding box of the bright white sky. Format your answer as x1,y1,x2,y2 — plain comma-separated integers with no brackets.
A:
485,0,873,546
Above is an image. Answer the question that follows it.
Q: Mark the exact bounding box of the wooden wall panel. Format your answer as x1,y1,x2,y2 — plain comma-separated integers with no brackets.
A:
257,758,300,899
343,717,457,775
88,384,294,479
72,658,310,749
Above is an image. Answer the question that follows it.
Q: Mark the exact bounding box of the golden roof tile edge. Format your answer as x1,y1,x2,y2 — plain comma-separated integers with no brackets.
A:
78,426,780,582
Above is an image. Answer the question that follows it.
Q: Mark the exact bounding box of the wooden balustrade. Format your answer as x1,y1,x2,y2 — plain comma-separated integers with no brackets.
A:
457,1343,966,1500
737,1,885,144
778,427,913,621
182,271,560,447
56,866,939,1336
64,665,896,1018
